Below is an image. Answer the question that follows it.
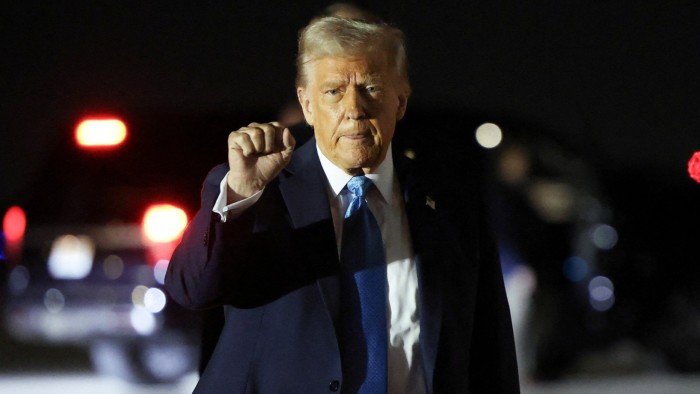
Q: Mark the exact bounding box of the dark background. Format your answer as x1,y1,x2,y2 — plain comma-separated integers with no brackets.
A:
3,1,700,187
2,0,700,382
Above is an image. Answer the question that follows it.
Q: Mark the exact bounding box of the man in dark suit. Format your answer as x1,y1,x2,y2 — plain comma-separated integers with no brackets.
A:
166,15,519,393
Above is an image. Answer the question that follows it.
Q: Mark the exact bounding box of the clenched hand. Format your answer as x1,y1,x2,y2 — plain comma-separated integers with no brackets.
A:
226,122,296,203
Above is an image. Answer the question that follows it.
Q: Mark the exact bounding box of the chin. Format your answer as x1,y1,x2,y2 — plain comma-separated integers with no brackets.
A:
331,143,381,167
342,152,381,171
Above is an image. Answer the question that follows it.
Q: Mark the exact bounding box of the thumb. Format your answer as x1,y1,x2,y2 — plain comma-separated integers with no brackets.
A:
281,128,296,157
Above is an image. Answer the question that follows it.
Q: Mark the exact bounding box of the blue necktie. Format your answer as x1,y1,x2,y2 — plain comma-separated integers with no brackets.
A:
339,175,388,393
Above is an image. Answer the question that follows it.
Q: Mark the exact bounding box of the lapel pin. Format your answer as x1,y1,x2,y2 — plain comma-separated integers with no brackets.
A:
425,196,436,210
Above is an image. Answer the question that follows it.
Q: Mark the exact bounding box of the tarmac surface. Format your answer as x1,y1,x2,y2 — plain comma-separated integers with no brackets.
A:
0,371,699,393
2,326,699,393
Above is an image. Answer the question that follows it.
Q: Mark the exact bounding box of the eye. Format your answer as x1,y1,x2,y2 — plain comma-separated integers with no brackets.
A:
365,85,382,97
322,87,343,102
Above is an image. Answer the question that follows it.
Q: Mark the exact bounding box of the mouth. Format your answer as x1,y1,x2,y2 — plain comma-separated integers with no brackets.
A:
340,134,370,140
338,134,373,147
339,128,373,140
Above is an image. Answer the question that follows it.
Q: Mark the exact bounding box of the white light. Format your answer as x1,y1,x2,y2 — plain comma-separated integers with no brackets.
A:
153,259,169,285
475,123,503,149
47,235,95,280
144,288,167,313
588,275,615,311
130,307,156,335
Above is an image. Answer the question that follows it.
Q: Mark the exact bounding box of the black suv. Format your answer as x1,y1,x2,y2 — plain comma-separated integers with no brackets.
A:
1,109,258,383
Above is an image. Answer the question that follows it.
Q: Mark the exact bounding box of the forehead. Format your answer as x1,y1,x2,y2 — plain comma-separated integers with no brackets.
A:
307,54,392,83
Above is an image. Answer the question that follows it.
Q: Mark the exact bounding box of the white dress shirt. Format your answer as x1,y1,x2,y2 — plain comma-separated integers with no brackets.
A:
213,144,425,394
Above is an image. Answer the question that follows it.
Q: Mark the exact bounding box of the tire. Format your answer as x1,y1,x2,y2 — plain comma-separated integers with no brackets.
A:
90,333,197,384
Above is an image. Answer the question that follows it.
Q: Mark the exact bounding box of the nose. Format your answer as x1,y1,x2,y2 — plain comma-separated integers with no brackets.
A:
342,86,367,120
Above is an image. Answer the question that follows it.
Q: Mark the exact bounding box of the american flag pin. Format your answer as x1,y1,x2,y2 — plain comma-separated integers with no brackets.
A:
426,196,436,210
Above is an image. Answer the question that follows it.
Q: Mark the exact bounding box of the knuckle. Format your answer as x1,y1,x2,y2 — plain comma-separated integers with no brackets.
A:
250,128,264,139
229,130,246,142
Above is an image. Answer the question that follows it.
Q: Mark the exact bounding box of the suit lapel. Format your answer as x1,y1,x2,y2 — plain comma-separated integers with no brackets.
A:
278,138,332,230
395,147,444,392
277,138,341,325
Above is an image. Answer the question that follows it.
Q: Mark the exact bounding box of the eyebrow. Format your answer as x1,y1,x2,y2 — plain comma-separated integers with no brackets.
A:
362,73,384,85
320,73,385,88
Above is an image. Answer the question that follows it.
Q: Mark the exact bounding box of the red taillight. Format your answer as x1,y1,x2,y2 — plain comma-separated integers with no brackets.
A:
3,206,27,264
142,204,188,243
3,206,26,242
75,117,127,148
689,151,700,184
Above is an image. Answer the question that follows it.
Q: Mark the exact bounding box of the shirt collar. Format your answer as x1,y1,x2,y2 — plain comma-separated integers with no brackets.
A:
316,143,394,203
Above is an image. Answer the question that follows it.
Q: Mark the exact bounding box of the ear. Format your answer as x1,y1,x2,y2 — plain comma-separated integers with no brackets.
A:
396,92,409,121
296,87,314,126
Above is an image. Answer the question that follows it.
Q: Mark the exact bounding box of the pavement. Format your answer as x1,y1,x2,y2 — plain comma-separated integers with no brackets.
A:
1,371,699,393
523,374,700,394
2,324,699,393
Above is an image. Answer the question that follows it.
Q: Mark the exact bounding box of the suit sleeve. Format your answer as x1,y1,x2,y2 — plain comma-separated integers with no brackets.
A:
164,161,335,310
164,164,254,310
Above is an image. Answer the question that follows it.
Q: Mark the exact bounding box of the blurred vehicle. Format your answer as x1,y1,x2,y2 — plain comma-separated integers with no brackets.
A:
479,118,619,381
477,115,700,381
0,109,262,384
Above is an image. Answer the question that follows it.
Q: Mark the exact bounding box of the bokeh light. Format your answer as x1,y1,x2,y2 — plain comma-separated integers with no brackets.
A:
102,254,124,280
130,307,156,335
47,235,95,280
144,288,167,313
688,151,700,183
588,275,615,311
75,118,127,147
142,204,188,243
591,223,618,250
475,122,503,149
44,288,66,313
153,259,169,284
2,206,26,242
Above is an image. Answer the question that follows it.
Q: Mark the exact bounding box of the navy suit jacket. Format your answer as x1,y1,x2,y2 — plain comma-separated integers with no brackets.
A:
165,135,520,393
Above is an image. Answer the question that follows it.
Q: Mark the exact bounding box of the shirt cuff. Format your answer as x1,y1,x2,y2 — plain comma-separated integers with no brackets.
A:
212,171,264,223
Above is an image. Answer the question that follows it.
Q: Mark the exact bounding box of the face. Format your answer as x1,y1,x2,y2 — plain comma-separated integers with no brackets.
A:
297,53,408,174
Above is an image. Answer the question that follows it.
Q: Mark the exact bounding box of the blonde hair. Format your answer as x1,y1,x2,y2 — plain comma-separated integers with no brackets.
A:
295,16,410,95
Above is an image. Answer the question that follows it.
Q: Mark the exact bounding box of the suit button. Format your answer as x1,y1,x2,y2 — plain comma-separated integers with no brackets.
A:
329,380,340,392
202,230,209,245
